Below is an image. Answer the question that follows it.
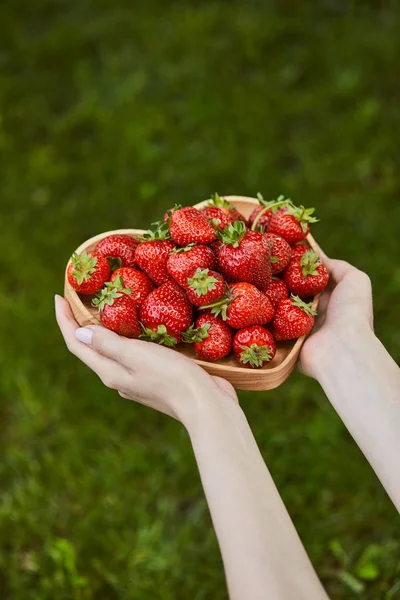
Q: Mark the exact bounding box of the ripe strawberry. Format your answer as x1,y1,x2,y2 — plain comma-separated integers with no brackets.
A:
210,239,223,262
140,281,194,346
169,207,217,246
186,268,226,307
268,204,318,244
233,325,276,368
290,245,309,261
283,250,329,297
207,193,247,225
201,206,232,230
273,295,316,340
95,234,138,268
92,282,141,338
218,222,272,291
265,233,292,274
167,244,216,288
265,278,289,308
183,314,233,362
135,240,175,286
163,204,182,222
203,282,274,329
67,251,110,294
110,268,154,308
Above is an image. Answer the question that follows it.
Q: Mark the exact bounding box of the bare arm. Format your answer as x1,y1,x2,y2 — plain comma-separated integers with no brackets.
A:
55,295,328,600
301,257,400,511
187,398,328,600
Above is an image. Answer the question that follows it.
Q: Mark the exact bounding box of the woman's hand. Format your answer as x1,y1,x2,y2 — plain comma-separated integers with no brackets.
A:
300,254,374,379
55,295,238,427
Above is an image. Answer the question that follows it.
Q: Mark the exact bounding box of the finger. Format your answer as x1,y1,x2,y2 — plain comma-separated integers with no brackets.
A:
323,258,354,283
55,295,129,389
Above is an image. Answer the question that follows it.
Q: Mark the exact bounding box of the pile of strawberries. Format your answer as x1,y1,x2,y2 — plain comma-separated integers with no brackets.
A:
67,194,329,368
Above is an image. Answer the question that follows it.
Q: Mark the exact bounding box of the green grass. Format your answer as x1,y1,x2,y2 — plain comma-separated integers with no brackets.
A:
1,1,400,598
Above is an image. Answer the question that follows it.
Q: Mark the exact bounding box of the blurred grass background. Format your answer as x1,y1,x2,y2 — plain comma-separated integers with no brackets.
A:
1,1,400,598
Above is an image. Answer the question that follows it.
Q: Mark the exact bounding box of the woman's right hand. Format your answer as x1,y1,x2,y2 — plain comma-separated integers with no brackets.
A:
300,254,374,379
55,295,238,427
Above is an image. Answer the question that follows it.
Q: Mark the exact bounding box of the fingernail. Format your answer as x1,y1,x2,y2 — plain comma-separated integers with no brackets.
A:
76,327,93,346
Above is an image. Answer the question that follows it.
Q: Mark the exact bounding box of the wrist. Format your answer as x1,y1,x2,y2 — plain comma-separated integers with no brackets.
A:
181,386,244,436
311,322,377,382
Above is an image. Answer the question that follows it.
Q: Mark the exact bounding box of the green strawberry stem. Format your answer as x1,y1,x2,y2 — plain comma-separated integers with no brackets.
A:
251,197,292,231
182,323,211,344
139,324,178,348
291,295,317,316
240,344,272,368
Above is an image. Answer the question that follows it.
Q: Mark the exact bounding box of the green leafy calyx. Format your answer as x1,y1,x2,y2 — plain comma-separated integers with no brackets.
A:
285,205,319,233
139,324,178,347
92,276,131,311
207,193,234,210
290,295,317,316
182,323,211,344
240,344,273,368
137,220,171,241
219,221,247,247
187,268,218,296
71,251,98,285
300,250,321,276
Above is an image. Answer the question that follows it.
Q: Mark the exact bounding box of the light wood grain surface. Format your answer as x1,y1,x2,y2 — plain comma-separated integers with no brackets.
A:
64,196,320,391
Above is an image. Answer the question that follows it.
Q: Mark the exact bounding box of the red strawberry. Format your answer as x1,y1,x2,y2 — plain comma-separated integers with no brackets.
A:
110,268,154,308
283,250,329,297
210,239,223,262
92,282,141,338
233,325,276,368
201,206,232,230
135,240,175,286
268,204,318,244
218,222,272,291
273,295,316,340
265,278,289,308
265,233,292,274
163,204,182,222
140,281,194,346
167,244,216,288
67,251,110,294
186,268,226,307
207,193,248,225
290,245,309,261
203,282,274,329
183,314,233,362
95,234,138,268
169,207,217,246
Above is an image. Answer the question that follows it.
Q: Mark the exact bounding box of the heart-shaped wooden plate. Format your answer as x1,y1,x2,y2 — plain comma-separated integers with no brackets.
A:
64,196,320,391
